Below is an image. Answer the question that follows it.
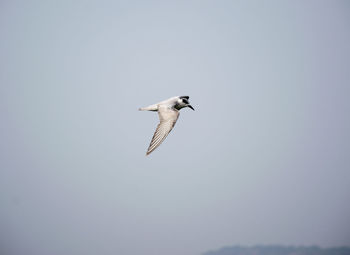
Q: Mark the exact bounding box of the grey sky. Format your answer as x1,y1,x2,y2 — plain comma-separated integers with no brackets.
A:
1,1,350,255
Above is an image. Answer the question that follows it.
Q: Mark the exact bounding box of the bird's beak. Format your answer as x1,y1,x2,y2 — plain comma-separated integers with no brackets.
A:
187,105,195,111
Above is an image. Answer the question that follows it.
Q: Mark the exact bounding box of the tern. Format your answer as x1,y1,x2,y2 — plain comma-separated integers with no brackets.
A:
139,96,195,155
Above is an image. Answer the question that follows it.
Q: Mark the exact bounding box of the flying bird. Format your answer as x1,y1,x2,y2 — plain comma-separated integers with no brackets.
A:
139,96,195,155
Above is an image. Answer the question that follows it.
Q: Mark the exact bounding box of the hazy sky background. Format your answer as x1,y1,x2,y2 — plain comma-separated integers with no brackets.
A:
1,1,350,255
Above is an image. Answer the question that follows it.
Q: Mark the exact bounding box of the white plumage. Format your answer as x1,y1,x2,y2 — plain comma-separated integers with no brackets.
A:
139,96,194,155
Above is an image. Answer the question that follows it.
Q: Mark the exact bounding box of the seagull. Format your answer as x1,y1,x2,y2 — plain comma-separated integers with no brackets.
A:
139,96,195,155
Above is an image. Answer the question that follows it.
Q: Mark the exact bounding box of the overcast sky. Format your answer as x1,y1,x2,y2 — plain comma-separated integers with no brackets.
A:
1,1,350,255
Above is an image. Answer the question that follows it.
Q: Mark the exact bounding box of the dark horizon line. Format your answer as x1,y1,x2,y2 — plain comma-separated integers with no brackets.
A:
203,244,350,255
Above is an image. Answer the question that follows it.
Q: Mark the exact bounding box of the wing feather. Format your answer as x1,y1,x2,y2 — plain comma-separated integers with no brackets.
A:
146,106,179,155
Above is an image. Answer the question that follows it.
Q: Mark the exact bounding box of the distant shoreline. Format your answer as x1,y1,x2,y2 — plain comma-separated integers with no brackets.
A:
203,245,350,255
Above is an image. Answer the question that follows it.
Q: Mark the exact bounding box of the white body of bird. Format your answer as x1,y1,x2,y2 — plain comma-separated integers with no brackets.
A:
139,96,194,155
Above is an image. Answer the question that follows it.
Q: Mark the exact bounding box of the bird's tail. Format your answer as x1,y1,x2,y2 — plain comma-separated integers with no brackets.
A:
138,104,158,111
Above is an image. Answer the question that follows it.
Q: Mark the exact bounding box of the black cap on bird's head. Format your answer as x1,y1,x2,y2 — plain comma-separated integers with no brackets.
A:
179,96,195,111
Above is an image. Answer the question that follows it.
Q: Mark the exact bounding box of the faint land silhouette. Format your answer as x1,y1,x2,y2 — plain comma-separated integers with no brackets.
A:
203,245,350,255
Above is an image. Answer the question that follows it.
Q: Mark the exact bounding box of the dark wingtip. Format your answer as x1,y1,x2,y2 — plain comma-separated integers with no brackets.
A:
179,96,189,99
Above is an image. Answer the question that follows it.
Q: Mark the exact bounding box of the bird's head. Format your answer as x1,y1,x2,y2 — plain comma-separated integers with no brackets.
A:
177,96,195,111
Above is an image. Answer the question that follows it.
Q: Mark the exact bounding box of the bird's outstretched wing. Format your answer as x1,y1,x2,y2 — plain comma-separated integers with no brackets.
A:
146,106,179,155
